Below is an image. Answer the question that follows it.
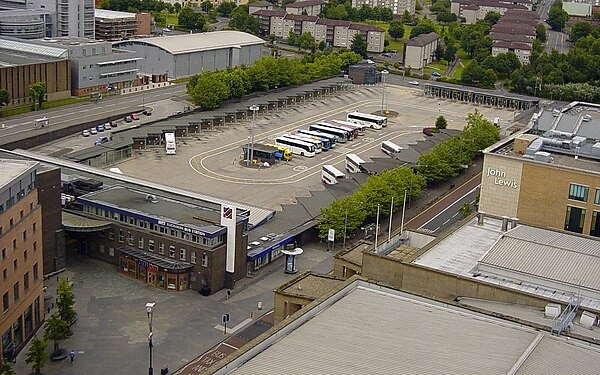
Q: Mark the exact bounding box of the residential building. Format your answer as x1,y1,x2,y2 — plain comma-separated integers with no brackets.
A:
253,9,286,36
489,32,534,46
113,31,265,79
490,23,536,39
347,23,385,54
249,0,273,14
492,40,532,64
283,14,318,38
352,0,417,15
63,184,249,294
314,18,352,48
0,38,71,107
451,0,529,23
0,160,45,363
285,0,326,16
403,32,440,69
479,102,600,237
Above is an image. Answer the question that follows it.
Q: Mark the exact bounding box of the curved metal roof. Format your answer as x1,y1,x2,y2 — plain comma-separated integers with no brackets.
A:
113,31,264,55
62,211,112,232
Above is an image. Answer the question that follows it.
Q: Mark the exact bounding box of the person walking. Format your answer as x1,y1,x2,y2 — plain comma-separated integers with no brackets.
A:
69,350,75,363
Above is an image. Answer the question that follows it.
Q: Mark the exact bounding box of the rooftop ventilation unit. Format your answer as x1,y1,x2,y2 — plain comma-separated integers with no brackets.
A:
526,138,543,155
582,115,592,122
592,142,600,156
572,136,587,147
534,151,551,163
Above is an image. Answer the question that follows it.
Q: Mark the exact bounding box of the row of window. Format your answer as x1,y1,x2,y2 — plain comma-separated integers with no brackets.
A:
83,205,225,247
568,184,600,205
1,179,35,213
564,206,600,237
2,264,38,313
0,203,36,235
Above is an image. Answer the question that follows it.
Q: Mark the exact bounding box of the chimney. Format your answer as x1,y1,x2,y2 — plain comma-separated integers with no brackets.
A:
477,212,485,226
510,217,519,229
501,216,510,232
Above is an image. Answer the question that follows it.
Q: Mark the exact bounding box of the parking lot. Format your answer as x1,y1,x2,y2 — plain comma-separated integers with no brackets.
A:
105,84,516,210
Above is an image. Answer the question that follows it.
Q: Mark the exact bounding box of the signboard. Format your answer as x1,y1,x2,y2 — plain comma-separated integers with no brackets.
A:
328,229,335,242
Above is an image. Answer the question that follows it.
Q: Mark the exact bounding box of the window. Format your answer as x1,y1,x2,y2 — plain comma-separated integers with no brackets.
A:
24,272,29,292
3,292,8,312
22,230,27,241
12,239,16,250
9,219,13,227
569,184,589,202
138,237,144,249
33,241,37,252
13,259,17,271
109,230,114,240
180,248,186,261
24,250,27,261
158,243,164,255
1,248,5,260
201,253,208,267
169,245,175,258
30,202,33,211
2,269,6,281
596,189,600,205
32,222,36,233
118,230,124,243
127,232,133,246
591,211,600,238
565,206,586,234
148,240,154,251
109,247,115,257
33,263,38,282
13,282,19,302
20,210,23,219
99,230,104,238
191,252,196,264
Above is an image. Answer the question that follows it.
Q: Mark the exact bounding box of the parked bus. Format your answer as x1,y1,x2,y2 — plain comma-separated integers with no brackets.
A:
347,111,387,129
289,133,330,151
165,132,176,155
318,121,358,140
275,136,316,157
308,124,349,143
322,165,346,185
264,144,292,161
242,144,290,162
330,119,367,135
296,129,336,149
345,153,366,173
282,134,322,153
381,140,402,156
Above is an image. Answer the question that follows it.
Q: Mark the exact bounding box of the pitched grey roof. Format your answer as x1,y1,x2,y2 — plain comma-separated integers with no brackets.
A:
405,32,440,47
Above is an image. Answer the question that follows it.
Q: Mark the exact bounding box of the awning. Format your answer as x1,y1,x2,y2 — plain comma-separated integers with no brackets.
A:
62,211,112,232
118,246,193,272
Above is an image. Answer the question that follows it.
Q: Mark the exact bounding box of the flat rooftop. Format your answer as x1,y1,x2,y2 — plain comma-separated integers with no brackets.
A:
413,217,600,311
0,159,37,190
77,186,226,233
218,281,600,374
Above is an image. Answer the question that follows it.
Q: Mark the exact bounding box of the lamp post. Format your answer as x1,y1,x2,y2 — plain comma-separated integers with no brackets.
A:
380,70,389,115
146,302,156,375
248,105,259,166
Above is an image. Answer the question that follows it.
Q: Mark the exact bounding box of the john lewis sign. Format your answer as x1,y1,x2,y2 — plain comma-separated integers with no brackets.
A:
486,167,518,189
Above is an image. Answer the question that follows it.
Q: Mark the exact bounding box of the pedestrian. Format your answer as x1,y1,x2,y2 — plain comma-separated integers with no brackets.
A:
69,350,75,363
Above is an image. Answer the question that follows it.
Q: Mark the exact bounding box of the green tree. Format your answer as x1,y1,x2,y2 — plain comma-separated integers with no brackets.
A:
443,43,457,62
0,88,9,112
297,32,317,51
44,312,69,357
287,29,298,46
200,0,212,12
217,1,237,17
224,68,251,98
173,2,182,12
189,72,230,109
459,203,472,217
436,9,457,23
547,5,568,31
483,11,501,25
25,337,47,375
228,6,259,34
435,115,447,129
56,277,76,326
535,24,547,42
402,10,414,25
570,22,593,43
388,20,405,40
178,7,206,30
318,40,327,51
410,23,436,38
28,82,46,111
0,361,16,375
326,4,348,20
350,33,368,58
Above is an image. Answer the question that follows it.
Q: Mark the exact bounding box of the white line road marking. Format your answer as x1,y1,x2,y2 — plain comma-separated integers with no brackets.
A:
418,185,480,230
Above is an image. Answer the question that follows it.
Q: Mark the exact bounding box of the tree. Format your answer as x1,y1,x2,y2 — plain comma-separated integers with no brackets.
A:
536,24,547,42
410,23,436,38
443,43,457,62
217,1,237,17
178,7,206,31
189,72,230,109
436,9,457,23
44,312,69,358
0,89,9,107
435,43,445,61
28,82,46,111
570,22,593,43
350,33,368,58
0,361,16,375
547,5,568,31
326,4,348,20
25,337,48,375
287,29,297,46
435,115,447,129
459,202,472,217
228,6,259,34
483,11,501,25
56,277,76,326
173,2,182,12
297,32,317,51
200,0,213,12
402,10,414,25
388,20,405,40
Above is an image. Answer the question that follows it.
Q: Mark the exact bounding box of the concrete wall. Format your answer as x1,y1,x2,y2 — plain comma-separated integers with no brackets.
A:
479,153,523,219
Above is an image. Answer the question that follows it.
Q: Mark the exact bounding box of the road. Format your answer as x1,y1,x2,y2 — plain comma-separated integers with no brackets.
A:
418,186,479,234
536,0,572,54
0,84,189,141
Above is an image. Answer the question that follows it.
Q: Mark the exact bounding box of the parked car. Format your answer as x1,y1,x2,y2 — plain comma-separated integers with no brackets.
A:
131,113,140,120
109,120,117,127
94,136,109,145
124,115,132,122
408,80,420,86
143,109,152,116
82,129,90,137
382,53,393,58
431,72,442,77
90,128,98,135
104,122,112,130
96,124,105,132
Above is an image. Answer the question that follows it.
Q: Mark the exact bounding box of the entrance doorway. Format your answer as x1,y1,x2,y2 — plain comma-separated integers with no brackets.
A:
148,272,156,286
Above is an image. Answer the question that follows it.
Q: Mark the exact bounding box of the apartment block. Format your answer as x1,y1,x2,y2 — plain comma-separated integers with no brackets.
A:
352,0,417,15
285,0,326,16
403,32,440,69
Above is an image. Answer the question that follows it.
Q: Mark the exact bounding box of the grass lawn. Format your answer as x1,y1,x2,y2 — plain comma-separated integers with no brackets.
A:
165,13,178,27
361,21,413,53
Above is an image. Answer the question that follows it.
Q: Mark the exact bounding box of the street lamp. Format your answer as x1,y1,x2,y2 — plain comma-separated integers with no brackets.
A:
247,105,259,166
380,70,389,115
146,302,155,375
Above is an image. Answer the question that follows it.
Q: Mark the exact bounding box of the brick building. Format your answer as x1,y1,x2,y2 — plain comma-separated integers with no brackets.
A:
0,160,45,363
